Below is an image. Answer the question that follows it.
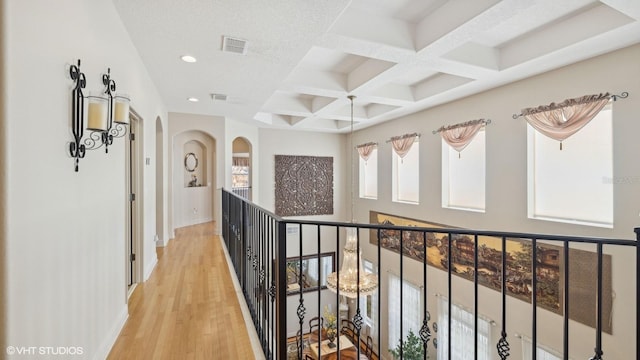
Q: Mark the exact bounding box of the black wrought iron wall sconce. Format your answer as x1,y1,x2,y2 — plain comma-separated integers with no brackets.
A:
68,59,130,172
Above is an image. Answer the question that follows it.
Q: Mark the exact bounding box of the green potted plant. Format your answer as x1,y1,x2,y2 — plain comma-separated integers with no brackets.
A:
389,330,430,360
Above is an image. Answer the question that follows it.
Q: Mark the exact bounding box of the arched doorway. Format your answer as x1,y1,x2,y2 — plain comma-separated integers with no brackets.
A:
172,130,216,229
232,137,252,200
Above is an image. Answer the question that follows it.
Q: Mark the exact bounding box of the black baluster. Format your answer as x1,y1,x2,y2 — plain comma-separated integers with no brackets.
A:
497,236,510,359
532,238,537,360
448,233,452,360
276,221,288,360
474,234,478,360
589,243,604,360
563,240,569,360
418,232,431,360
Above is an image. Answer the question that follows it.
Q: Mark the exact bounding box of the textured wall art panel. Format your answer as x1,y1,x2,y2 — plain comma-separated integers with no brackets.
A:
275,155,333,216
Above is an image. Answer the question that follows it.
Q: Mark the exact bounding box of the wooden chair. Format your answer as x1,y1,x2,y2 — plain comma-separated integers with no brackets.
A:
341,319,354,331
309,316,324,337
364,335,373,357
324,348,369,360
293,329,316,359
340,319,356,342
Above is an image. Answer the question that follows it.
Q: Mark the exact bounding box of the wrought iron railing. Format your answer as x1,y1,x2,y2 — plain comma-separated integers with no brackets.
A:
221,189,639,360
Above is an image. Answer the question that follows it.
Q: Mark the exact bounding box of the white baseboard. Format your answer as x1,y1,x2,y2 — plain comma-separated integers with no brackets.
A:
143,255,158,281
93,305,128,360
181,217,213,228
155,237,169,247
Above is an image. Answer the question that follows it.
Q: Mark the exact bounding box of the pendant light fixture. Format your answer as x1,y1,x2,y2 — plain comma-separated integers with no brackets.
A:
326,95,378,298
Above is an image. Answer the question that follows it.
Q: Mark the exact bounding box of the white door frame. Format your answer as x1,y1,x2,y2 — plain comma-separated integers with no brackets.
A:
126,110,144,298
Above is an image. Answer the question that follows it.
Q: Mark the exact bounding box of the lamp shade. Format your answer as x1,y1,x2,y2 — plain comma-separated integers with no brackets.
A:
86,94,108,131
327,227,377,298
113,94,130,124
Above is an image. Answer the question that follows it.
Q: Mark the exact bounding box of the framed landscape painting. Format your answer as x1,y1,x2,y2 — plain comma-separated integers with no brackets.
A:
369,211,612,333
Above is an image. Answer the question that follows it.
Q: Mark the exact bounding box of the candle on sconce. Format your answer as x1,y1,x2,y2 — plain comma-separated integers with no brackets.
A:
114,95,130,124
86,94,108,131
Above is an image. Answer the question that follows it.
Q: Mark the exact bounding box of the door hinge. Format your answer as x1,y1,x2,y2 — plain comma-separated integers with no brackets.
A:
130,193,136,201
130,254,136,262
130,133,135,141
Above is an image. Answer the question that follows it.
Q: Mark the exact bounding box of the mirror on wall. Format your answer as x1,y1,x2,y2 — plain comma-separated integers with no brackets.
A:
183,139,207,188
185,152,198,172
286,252,335,295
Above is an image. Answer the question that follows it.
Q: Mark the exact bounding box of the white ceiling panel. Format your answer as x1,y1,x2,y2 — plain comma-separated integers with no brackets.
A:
113,0,640,132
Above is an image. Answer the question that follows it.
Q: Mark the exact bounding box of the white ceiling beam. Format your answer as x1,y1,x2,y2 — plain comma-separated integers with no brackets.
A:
282,68,347,95
444,42,500,71
367,83,415,104
253,112,273,125
288,116,307,126
500,4,635,69
415,57,498,80
415,0,501,52
335,119,361,129
347,58,396,92
330,7,415,51
366,103,398,118
311,96,336,113
602,0,640,20
261,93,312,115
314,102,368,122
412,73,474,101
268,114,292,127
316,32,415,64
305,118,342,130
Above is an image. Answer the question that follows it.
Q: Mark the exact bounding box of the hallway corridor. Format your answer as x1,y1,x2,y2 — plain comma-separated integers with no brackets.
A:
108,222,256,359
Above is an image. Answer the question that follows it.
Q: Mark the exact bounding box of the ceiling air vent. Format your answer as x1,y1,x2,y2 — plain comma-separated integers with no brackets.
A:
222,36,248,55
210,93,228,101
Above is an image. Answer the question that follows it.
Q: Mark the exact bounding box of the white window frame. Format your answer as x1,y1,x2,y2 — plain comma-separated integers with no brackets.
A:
388,273,421,351
521,336,566,360
231,154,250,189
359,260,377,337
392,141,420,204
359,147,378,199
437,296,491,360
441,130,486,212
527,104,613,228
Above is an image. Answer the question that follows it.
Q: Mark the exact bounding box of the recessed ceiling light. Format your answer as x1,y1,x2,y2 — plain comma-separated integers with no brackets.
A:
181,55,197,63
187,97,199,102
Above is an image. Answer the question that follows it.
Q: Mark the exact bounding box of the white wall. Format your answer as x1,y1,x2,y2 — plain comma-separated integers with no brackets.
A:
350,45,640,359
155,116,169,245
0,1,7,354
257,128,350,336
4,0,167,358
168,112,225,236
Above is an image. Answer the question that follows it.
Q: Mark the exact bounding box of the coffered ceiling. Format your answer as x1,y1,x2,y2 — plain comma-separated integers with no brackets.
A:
113,0,640,132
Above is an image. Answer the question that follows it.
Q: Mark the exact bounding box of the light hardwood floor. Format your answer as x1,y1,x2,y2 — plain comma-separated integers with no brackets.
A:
108,222,256,359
